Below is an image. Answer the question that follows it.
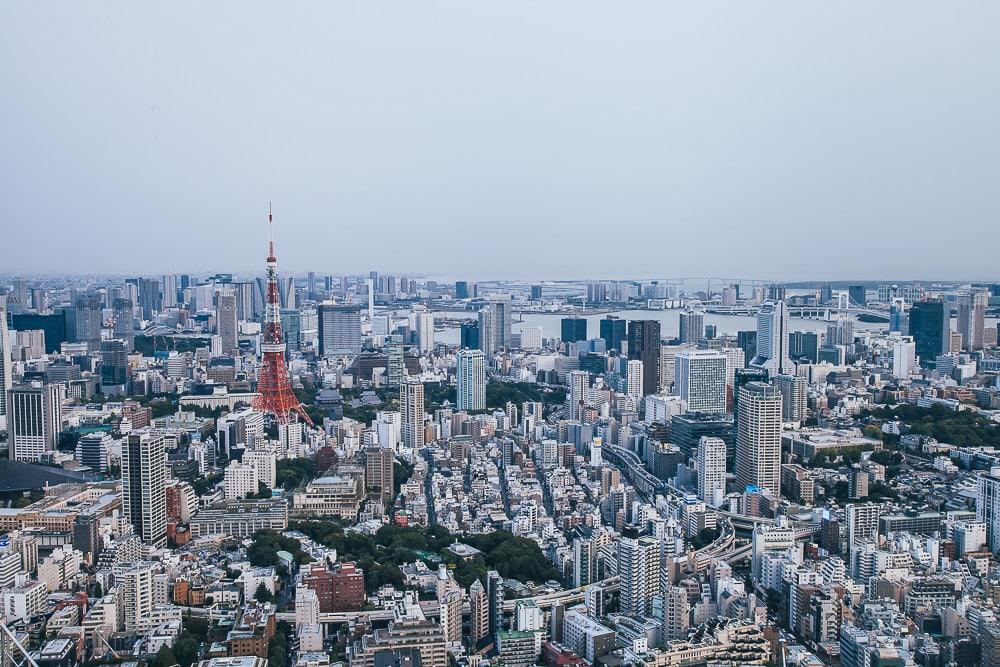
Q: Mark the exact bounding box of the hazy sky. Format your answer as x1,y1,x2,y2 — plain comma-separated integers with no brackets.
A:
2,2,999,281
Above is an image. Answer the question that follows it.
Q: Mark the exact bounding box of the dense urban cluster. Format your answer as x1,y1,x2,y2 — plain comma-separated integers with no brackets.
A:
2,245,1000,667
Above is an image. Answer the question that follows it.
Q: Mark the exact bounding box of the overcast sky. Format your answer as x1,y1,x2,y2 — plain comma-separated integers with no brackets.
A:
2,2,999,281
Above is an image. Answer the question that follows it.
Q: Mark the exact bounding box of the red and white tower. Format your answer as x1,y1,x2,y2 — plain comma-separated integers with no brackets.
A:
253,205,313,425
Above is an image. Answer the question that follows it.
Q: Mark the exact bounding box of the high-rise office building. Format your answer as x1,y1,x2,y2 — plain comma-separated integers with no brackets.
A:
460,321,480,350
674,349,727,413
957,289,988,351
280,308,302,355
161,274,178,309
977,469,1000,554
750,301,794,376
0,300,11,429
735,382,782,495
530,285,543,301
909,300,949,365
365,446,394,501
737,330,757,366
697,436,727,508
848,285,867,307
8,383,63,463
479,294,512,354
416,311,435,353
789,331,820,363
400,379,425,450
121,431,167,547
774,373,807,422
826,318,855,347
627,320,661,396
454,281,471,300
318,304,363,357
456,349,487,411
599,316,627,353
67,293,102,352
561,317,588,344
215,290,239,355
626,359,644,400
386,335,404,388
678,309,704,345
99,339,129,395
112,297,134,351
891,338,916,379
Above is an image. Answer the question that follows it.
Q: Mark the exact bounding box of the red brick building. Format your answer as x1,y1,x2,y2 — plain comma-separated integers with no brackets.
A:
302,562,365,612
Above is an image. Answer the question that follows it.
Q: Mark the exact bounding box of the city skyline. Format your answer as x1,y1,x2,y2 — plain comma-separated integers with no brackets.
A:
3,2,1000,278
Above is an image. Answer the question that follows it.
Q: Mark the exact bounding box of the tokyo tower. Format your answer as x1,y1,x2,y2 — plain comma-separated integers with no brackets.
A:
252,205,313,425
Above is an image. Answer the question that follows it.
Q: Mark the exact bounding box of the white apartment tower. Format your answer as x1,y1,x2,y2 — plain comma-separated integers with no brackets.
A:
400,379,425,450
697,436,727,508
626,359,644,401
774,373,807,422
121,431,167,547
735,382,782,495
456,349,486,411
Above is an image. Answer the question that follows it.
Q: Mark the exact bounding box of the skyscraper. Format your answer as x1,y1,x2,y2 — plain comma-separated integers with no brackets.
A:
599,316,627,353
678,309,704,345
456,348,487,411
977,468,1000,554
8,383,63,463
626,359,644,401
0,299,11,429
750,301,794,376
318,304,363,357
909,299,949,365
122,431,167,547
215,290,239,355
112,297,135,351
826,318,855,347
697,436,727,508
735,382,782,495
561,317,588,344
400,379,425,450
891,338,916,379
566,370,589,422
161,274,178,308
99,339,129,396
460,321,480,350
416,311,435,353
674,349,727,413
386,335,404,388
68,293,102,352
774,373,807,422
480,293,512,354
627,320,661,396
957,289,988,351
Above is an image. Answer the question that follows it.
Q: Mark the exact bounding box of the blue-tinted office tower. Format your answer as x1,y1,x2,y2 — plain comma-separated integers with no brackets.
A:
460,321,480,350
455,281,470,299
600,316,627,353
561,317,588,343
910,300,949,365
